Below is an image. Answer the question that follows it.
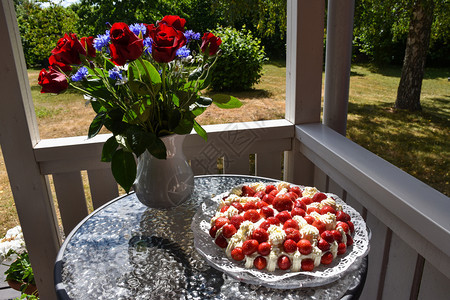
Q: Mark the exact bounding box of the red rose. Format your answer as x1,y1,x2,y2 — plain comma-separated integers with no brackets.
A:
51,33,86,65
48,54,72,72
38,68,68,94
159,15,186,32
148,23,186,63
201,32,222,56
109,22,144,66
80,36,96,58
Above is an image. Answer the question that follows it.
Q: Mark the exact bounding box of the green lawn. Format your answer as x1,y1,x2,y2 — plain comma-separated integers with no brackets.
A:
0,62,448,236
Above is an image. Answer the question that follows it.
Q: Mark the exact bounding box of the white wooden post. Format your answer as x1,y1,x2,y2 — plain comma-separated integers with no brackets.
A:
323,0,355,135
284,0,325,185
0,0,60,298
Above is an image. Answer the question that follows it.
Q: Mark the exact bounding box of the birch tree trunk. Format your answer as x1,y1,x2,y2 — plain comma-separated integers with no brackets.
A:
395,0,435,111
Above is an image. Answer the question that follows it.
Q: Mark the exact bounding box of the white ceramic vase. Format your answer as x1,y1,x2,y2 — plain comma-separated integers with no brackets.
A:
134,134,194,209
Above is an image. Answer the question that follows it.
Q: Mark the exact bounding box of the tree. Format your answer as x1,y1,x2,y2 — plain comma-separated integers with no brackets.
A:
395,0,435,111
14,0,78,67
71,0,190,37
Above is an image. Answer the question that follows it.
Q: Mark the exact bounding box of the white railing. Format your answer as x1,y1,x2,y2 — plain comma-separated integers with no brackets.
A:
33,119,450,299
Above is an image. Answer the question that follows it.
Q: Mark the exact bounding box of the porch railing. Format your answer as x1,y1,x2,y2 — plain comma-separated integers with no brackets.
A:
33,119,450,299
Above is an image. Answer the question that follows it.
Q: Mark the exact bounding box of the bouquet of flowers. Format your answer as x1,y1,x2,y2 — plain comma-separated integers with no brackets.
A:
0,226,37,296
38,15,242,192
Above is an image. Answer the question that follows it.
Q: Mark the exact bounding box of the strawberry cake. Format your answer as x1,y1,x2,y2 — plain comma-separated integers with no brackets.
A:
208,182,355,272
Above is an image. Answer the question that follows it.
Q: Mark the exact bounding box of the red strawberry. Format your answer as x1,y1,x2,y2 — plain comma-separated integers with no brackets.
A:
297,239,312,255
244,209,261,222
331,230,343,243
337,243,347,255
337,222,349,234
346,234,354,246
312,219,326,234
347,221,355,234
273,194,293,212
256,201,269,209
257,242,271,256
307,207,320,214
285,228,301,242
320,230,335,243
303,215,315,225
242,239,259,255
262,194,275,205
336,211,350,222
317,238,330,251
231,202,244,213
243,201,257,211
301,259,315,271
254,191,266,199
269,189,279,197
260,206,275,218
300,197,313,205
291,207,306,217
312,192,327,203
293,199,307,210
231,247,245,261
321,252,333,265
252,228,269,243
214,217,229,229
259,220,271,231
278,255,291,270
230,215,245,229
289,186,303,197
287,192,298,201
275,211,291,224
222,224,237,238
220,205,230,213
254,256,267,270
215,234,228,248
209,225,218,238
242,185,255,196
265,185,277,194
266,217,280,225
320,205,336,215
283,219,299,231
283,239,297,253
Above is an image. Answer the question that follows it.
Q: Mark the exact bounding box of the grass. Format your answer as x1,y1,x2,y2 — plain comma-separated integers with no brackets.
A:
0,62,448,236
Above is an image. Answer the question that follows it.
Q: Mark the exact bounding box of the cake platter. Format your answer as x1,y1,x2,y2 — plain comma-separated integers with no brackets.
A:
191,183,370,289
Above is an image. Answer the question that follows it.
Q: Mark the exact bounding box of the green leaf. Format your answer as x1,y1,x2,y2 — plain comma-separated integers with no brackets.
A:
88,112,106,138
111,149,136,193
147,137,167,160
78,79,113,101
104,109,127,135
131,101,151,123
174,117,194,135
212,94,243,109
101,136,119,162
90,100,107,114
191,97,212,116
128,59,161,95
193,120,207,141
125,127,156,157
168,109,181,130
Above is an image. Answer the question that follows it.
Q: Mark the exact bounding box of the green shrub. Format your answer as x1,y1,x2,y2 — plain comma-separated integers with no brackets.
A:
211,26,266,91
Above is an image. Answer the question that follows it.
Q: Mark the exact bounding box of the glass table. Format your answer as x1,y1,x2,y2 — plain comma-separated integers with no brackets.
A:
54,175,368,299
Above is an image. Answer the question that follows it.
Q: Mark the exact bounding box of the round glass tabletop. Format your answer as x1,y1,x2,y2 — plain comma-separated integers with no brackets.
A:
55,175,368,299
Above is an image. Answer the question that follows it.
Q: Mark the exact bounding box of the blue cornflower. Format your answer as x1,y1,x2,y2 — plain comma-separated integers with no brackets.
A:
108,68,123,81
144,37,153,55
129,23,147,37
71,67,89,82
93,30,110,51
176,46,191,58
184,30,200,43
